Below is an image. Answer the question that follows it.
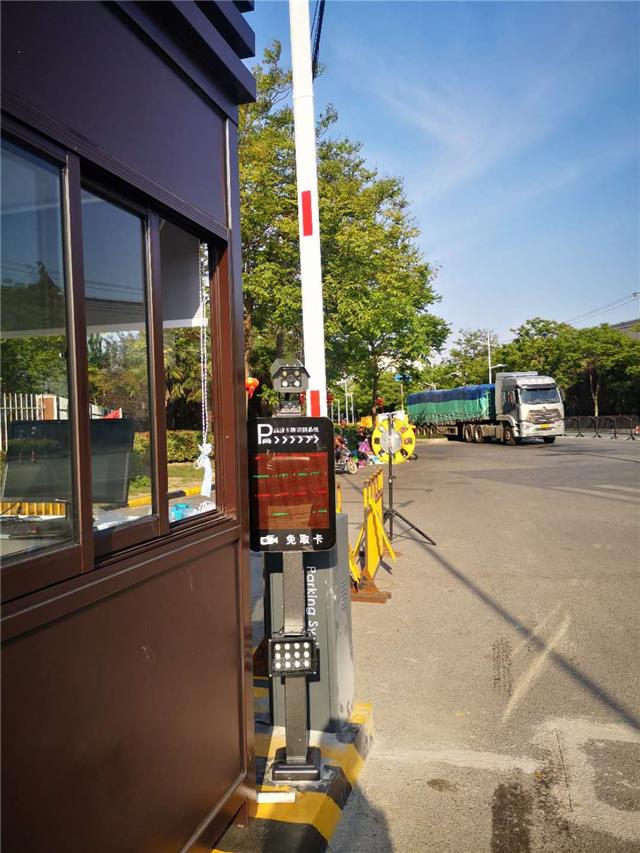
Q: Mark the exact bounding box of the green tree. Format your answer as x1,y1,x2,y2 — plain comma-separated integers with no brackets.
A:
239,44,449,409
500,318,575,384
1,262,69,395
446,329,499,385
239,42,300,374
561,324,640,417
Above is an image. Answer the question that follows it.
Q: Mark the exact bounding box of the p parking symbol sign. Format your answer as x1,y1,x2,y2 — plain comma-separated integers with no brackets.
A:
247,417,336,552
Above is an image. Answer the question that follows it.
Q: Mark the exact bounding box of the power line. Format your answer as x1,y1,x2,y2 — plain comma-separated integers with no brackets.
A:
564,293,637,326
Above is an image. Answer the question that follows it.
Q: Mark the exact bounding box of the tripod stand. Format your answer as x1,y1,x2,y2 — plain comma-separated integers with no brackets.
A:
382,421,436,546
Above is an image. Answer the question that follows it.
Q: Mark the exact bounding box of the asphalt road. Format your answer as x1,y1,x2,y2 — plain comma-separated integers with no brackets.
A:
329,436,640,853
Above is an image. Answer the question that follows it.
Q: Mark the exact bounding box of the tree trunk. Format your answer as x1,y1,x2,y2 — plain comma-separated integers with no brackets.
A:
275,330,285,359
370,372,381,419
589,368,600,418
243,297,253,379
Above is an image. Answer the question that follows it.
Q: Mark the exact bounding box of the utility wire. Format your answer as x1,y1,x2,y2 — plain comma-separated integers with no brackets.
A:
564,293,637,326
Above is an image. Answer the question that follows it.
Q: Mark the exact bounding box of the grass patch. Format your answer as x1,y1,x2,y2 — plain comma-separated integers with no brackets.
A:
128,463,202,498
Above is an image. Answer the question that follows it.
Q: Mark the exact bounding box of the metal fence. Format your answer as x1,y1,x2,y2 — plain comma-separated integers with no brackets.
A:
564,415,639,440
0,393,46,452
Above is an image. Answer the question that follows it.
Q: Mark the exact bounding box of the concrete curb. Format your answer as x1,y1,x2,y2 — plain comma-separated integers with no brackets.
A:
213,698,373,853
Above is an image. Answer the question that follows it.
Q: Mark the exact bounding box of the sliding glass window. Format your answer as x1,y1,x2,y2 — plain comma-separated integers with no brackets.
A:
0,139,75,560
160,220,216,523
81,189,154,533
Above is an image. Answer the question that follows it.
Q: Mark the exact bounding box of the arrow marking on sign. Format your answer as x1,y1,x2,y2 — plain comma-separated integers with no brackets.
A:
274,436,280,444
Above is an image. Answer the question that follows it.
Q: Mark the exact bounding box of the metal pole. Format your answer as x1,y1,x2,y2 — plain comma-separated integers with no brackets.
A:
400,382,404,411
387,420,394,541
281,552,307,762
289,0,328,417
343,380,348,423
272,550,320,779
487,331,492,385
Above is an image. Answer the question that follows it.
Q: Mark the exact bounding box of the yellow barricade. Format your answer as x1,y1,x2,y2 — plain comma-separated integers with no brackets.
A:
344,470,395,587
0,501,66,517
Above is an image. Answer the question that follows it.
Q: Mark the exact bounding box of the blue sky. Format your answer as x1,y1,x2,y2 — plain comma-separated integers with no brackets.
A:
246,1,639,345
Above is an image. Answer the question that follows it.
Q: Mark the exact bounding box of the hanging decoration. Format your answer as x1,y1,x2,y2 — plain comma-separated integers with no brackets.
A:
246,377,259,399
195,257,212,497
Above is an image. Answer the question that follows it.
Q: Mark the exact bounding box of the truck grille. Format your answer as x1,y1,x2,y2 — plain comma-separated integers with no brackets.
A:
527,408,562,424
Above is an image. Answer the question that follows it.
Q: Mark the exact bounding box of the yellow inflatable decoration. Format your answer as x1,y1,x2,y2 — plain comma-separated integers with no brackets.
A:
371,415,416,464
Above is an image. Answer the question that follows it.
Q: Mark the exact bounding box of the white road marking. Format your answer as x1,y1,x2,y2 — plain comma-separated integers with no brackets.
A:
512,602,563,659
555,486,639,504
372,746,539,774
502,611,572,724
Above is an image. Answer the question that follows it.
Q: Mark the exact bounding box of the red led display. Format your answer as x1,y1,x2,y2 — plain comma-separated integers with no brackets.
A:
253,452,330,530
248,417,336,551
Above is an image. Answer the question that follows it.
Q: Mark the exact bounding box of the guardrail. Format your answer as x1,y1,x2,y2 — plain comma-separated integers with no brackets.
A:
564,415,638,440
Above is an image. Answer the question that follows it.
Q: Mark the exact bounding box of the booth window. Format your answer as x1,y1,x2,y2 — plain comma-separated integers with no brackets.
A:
160,220,216,523
81,189,154,533
0,139,75,560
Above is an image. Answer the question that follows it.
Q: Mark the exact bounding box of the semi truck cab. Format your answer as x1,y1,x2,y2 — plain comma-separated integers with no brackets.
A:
494,372,564,444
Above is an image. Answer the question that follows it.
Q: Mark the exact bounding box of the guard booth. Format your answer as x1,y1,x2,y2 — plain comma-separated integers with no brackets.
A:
1,3,256,851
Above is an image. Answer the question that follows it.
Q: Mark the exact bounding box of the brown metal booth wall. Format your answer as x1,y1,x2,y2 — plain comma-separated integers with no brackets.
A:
0,3,256,851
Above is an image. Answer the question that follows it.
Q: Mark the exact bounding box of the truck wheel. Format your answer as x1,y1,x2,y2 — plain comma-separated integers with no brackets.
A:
503,425,517,446
463,424,474,443
543,436,556,444
473,425,484,443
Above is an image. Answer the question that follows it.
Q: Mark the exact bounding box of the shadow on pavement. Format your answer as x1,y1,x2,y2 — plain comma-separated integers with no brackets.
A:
409,538,640,732
327,786,394,853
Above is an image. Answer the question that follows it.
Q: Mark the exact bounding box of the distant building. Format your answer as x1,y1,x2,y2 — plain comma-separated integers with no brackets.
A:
612,320,640,340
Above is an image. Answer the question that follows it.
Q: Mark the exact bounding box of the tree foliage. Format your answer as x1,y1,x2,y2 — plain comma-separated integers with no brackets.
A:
439,318,640,416
239,43,448,410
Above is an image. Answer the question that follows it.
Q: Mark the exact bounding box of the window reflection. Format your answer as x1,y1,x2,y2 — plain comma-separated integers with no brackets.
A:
160,220,215,522
81,190,153,531
0,139,74,559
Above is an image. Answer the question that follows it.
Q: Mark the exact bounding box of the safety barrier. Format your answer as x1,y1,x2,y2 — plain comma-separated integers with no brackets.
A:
0,500,66,517
345,470,396,604
564,415,638,440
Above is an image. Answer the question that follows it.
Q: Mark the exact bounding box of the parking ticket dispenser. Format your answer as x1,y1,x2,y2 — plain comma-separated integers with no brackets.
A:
248,416,336,781
248,417,336,553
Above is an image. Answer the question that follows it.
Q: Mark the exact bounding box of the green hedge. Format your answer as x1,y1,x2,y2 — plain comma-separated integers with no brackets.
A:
167,430,202,463
131,430,205,474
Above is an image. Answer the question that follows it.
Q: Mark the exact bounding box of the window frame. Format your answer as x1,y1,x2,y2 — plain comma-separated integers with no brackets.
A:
156,215,228,533
1,120,239,602
80,179,162,557
0,121,93,600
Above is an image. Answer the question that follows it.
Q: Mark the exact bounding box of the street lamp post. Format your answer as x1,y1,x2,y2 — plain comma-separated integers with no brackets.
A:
490,363,507,383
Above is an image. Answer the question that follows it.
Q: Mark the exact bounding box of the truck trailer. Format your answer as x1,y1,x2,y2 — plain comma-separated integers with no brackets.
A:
407,372,564,445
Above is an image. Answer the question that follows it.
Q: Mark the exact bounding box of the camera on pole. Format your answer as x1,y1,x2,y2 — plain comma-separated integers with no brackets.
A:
270,358,310,417
247,359,336,781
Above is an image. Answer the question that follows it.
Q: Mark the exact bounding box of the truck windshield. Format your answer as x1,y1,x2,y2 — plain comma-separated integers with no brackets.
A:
519,387,560,404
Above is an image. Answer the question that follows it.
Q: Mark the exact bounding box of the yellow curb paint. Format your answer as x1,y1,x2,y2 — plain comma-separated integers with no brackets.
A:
349,701,373,729
321,744,364,788
212,703,373,851
127,486,202,508
254,791,342,841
